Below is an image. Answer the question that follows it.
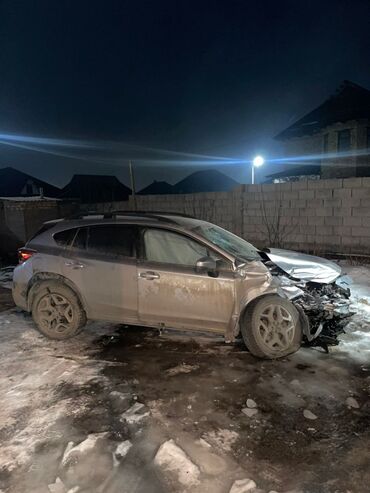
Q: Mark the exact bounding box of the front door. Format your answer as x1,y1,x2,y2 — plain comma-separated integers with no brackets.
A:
61,224,139,322
137,228,235,333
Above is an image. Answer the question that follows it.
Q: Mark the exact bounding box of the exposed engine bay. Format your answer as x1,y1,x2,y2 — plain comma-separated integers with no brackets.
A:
259,249,354,351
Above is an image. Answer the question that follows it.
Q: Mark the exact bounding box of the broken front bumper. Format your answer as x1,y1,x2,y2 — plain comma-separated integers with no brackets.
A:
279,275,354,349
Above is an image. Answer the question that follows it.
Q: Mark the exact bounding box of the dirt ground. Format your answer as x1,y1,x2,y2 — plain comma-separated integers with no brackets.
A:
0,266,369,493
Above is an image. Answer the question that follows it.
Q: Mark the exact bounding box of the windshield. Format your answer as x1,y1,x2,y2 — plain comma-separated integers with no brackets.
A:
192,223,259,262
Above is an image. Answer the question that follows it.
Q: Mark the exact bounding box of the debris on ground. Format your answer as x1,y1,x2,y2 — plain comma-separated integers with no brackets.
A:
114,440,132,461
61,433,113,489
346,396,360,409
154,439,200,487
242,407,258,417
229,478,257,493
246,398,257,409
120,402,149,424
166,363,200,376
0,266,14,289
48,477,67,493
109,390,131,413
303,409,318,420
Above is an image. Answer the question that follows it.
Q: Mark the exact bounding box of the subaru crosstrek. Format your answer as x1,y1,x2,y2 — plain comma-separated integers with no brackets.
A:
12,211,353,359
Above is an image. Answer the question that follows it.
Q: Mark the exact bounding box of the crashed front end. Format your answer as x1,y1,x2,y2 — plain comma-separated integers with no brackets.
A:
260,250,354,350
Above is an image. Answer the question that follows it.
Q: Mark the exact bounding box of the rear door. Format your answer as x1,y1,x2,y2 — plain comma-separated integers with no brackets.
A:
137,227,235,333
61,224,139,323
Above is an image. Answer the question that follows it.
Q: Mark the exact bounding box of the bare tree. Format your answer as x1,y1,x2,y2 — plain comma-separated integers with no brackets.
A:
259,190,298,248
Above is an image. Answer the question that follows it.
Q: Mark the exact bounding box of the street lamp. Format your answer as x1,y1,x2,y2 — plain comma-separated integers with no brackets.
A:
251,155,264,184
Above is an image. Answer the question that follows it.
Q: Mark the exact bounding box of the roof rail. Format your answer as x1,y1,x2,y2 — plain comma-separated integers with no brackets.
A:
64,210,195,223
66,210,103,219
107,210,195,219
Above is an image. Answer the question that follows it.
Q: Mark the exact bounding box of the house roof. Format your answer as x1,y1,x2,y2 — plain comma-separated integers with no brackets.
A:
61,174,131,202
138,180,174,195
266,165,321,180
275,81,370,140
172,169,239,194
0,167,61,197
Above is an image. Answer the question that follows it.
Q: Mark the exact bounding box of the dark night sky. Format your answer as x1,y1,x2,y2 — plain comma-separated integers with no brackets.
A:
0,0,370,189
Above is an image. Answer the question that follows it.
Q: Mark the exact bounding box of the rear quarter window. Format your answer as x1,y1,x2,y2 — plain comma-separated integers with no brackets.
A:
53,228,78,247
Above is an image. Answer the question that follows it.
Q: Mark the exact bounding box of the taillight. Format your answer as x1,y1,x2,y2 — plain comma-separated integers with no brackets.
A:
18,248,37,264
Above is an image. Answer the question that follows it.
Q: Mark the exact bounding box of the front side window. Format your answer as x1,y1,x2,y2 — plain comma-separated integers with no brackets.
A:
337,129,351,152
143,229,208,266
192,222,259,262
87,225,137,258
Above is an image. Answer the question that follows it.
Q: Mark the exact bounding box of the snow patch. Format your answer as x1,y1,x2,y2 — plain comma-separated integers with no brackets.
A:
229,478,257,493
154,439,200,487
166,363,199,376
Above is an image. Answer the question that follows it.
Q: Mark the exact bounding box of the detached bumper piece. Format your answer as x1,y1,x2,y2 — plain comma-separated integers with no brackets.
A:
294,279,354,352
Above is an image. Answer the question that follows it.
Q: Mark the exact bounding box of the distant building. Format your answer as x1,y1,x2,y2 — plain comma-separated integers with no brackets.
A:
137,170,239,195
266,165,321,183
0,166,61,197
172,169,238,194
275,81,370,179
138,180,174,195
61,174,131,202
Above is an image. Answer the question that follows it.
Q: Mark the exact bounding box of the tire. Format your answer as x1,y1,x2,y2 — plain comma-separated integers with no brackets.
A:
31,280,86,340
241,295,302,359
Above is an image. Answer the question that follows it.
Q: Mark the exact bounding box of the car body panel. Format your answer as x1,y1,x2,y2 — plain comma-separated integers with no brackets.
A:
137,260,235,332
12,212,352,350
61,248,139,323
264,248,342,283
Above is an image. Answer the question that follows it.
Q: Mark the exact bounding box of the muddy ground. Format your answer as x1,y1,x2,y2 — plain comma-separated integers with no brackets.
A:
0,267,369,493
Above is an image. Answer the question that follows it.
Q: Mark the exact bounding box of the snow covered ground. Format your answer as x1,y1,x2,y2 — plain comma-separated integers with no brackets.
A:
0,263,369,493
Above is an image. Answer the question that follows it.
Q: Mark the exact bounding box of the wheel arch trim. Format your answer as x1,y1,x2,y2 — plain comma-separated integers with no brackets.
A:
27,272,88,314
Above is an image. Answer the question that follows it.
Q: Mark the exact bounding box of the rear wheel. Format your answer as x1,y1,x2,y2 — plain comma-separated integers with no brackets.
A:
241,295,302,359
31,281,86,340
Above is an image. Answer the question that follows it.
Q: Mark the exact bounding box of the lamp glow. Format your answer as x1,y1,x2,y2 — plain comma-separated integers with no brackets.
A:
253,155,264,167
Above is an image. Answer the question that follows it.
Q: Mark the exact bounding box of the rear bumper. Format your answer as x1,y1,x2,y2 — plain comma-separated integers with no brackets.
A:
12,281,28,311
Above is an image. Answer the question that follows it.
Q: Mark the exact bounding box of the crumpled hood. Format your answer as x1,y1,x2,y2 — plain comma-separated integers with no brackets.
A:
264,248,342,284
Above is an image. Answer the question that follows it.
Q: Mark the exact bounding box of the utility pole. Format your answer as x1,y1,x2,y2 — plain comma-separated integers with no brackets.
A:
128,160,137,211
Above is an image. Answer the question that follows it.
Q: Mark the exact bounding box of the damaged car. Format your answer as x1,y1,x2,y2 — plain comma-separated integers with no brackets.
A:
12,212,353,359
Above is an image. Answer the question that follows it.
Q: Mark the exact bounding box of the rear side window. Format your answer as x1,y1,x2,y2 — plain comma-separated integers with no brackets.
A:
87,225,137,258
72,228,87,250
54,228,78,247
54,227,87,249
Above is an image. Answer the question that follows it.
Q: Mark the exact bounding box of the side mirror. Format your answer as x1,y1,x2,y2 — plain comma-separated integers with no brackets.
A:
196,256,217,273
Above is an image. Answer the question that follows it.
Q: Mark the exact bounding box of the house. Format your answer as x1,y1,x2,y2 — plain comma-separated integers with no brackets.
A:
172,169,239,194
275,81,370,178
61,174,131,203
138,180,174,195
266,165,321,183
0,166,61,197
137,170,239,195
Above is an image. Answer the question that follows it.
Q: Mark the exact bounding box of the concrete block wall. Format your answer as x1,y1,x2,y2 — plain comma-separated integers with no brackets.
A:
87,177,370,255
0,199,78,256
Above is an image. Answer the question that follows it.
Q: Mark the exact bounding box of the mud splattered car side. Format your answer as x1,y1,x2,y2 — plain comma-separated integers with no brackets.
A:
12,212,353,358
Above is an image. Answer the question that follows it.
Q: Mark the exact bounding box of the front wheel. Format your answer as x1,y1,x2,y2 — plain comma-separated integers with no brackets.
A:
31,281,86,340
241,295,302,359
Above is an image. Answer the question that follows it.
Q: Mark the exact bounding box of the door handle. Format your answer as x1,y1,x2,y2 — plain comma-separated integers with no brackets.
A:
65,261,85,269
139,271,160,280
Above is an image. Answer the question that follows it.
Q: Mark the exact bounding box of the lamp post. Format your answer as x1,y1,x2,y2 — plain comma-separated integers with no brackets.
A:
251,155,264,184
